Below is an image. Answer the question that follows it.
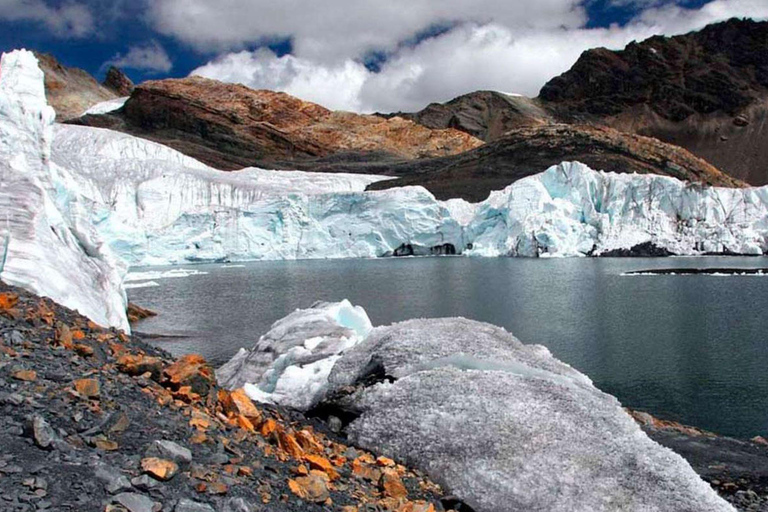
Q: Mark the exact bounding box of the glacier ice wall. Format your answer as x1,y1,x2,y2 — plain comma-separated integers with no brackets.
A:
49,120,768,265
0,50,130,332
218,302,734,512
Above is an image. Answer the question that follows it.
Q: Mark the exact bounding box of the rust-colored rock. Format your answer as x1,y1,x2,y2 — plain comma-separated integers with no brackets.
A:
277,430,304,459
163,354,214,397
0,292,19,310
219,388,262,424
141,457,179,481
74,378,100,398
12,369,37,382
126,302,157,323
380,468,408,500
352,457,382,482
74,344,94,357
116,353,163,380
288,474,330,503
303,454,339,481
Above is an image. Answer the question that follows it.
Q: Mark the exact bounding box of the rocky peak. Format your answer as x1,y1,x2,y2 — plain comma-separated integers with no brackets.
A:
32,52,118,121
102,66,134,96
540,18,768,121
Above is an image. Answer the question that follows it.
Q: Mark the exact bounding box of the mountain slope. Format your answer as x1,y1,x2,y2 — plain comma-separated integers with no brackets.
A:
71,76,482,171
539,18,768,184
368,124,742,202
33,52,122,121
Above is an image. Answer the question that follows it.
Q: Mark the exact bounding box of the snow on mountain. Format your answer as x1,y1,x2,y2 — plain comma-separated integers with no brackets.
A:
218,302,735,512
81,96,128,116
0,50,129,332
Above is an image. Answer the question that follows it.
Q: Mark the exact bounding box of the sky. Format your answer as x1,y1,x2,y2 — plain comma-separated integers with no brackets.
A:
1,0,767,113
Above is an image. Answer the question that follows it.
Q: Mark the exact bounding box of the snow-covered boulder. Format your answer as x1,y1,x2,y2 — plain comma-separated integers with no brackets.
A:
0,50,129,331
220,304,733,511
324,318,734,511
216,300,372,410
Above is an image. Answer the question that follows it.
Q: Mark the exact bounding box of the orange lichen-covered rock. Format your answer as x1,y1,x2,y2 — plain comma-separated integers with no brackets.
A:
352,457,382,482
260,418,278,437
74,378,100,398
141,457,179,481
116,353,163,380
380,468,408,500
303,454,339,481
295,429,324,454
0,292,19,310
12,369,37,382
219,388,262,424
163,354,214,396
277,430,305,459
288,474,330,503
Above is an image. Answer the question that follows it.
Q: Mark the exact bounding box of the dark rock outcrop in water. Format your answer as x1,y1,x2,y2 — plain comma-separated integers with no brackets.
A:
102,66,134,96
0,282,444,511
539,18,768,185
598,242,676,258
367,124,743,202
70,76,482,171
33,52,119,121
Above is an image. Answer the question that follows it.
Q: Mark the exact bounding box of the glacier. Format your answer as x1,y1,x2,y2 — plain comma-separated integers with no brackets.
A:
217,301,735,512
0,50,129,332
4,48,768,333
49,121,768,265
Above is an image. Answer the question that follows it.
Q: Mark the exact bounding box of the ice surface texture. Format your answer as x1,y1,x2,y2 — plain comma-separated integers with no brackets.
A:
216,300,372,410
0,50,129,331
220,305,734,511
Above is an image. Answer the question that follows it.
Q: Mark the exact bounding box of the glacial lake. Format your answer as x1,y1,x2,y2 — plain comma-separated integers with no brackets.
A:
128,256,768,439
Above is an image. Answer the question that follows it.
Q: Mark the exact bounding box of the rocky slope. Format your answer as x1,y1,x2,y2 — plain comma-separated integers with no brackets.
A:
385,91,554,141
103,66,135,97
368,124,743,201
71,76,482,171
539,18,768,185
33,52,124,121
0,282,446,512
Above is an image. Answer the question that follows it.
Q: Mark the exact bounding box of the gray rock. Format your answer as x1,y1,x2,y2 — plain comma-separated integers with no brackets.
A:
112,492,157,512
95,464,132,494
146,440,192,465
220,497,258,512
174,498,215,512
28,415,55,450
131,474,160,491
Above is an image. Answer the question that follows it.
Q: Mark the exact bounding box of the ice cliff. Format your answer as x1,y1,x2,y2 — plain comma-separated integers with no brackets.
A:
0,50,129,332
49,123,768,264
218,302,735,512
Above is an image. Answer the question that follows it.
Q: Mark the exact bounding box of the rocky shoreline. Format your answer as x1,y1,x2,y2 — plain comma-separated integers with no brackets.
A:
0,282,446,512
3,280,768,511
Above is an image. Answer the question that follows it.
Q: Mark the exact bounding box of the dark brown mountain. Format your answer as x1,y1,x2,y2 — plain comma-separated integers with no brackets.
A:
539,18,768,185
102,66,134,96
70,76,482,171
367,124,742,202
386,91,554,141
33,52,120,121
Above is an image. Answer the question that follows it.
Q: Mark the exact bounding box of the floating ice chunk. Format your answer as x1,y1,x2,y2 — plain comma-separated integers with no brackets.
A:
124,268,208,281
216,300,372,410
123,280,160,289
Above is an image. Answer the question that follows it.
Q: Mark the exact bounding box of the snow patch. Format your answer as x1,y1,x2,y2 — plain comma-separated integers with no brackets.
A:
82,97,128,116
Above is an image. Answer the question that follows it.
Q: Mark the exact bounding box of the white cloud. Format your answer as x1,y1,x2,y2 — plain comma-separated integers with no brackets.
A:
189,0,768,113
106,41,173,73
0,0,94,37
149,0,587,61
